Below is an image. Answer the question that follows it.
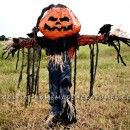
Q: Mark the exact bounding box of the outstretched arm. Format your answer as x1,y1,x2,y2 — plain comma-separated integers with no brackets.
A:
77,33,130,66
77,34,106,46
2,36,46,59
17,37,46,49
2,38,34,59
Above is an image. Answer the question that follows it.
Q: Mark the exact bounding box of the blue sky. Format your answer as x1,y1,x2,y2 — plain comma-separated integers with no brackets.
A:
0,0,130,38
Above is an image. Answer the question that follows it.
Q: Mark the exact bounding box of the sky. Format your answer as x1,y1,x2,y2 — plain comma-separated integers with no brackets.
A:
0,0,130,38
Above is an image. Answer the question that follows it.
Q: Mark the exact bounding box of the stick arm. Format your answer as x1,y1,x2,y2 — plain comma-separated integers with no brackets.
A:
77,34,106,46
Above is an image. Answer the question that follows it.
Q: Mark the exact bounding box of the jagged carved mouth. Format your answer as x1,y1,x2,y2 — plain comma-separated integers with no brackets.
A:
44,23,72,31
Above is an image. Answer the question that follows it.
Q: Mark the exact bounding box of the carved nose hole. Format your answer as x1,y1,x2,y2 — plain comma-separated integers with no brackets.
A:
56,22,61,25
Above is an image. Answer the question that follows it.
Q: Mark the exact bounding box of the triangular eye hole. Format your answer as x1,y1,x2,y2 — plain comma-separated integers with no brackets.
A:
48,16,57,21
60,17,69,22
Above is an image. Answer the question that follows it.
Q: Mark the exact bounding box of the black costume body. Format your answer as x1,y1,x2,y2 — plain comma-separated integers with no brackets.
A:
39,36,77,120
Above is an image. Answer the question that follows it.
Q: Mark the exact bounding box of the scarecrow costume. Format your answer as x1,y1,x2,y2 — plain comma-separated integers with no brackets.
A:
20,4,106,125
2,3,130,127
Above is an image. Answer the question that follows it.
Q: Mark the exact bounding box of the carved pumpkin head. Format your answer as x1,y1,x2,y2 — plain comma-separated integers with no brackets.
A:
38,4,81,40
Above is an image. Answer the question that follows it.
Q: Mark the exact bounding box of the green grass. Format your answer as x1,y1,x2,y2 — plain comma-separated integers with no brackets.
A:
0,42,130,130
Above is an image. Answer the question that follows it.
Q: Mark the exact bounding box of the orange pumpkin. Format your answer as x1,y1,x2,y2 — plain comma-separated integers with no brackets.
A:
38,7,81,40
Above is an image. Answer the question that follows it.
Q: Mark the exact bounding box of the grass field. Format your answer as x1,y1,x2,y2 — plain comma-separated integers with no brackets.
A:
0,42,130,130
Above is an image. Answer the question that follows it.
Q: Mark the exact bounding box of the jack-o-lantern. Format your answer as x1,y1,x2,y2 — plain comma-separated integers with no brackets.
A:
38,6,81,40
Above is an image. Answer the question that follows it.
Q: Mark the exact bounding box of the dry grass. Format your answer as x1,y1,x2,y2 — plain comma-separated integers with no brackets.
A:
0,43,130,130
